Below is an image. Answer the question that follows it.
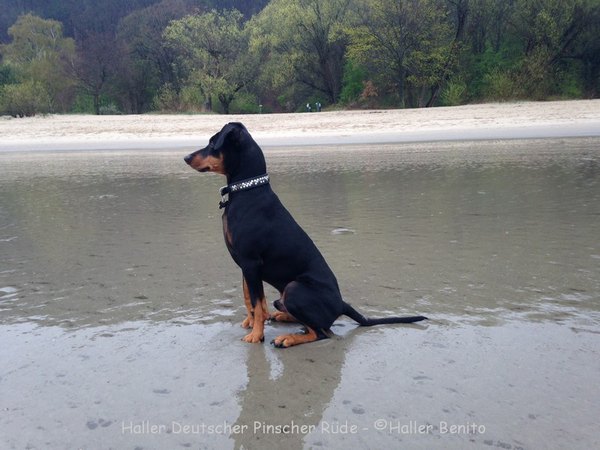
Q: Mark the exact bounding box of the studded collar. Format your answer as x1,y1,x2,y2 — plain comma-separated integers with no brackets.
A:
219,174,270,209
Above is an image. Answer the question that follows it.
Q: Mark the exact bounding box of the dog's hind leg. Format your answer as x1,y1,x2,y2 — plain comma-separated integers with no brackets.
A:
270,288,297,322
270,310,296,322
271,327,319,348
270,281,334,348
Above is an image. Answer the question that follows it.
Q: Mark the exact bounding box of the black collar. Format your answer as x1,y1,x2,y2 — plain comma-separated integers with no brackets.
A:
219,174,270,209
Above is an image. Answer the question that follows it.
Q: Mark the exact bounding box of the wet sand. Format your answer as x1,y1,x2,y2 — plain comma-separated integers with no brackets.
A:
1,136,600,449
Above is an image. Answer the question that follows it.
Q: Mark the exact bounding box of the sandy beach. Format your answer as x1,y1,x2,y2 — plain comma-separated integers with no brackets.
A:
1,99,599,151
1,102,600,449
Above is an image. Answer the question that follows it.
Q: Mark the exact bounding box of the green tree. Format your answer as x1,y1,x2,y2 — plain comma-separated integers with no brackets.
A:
0,13,76,113
339,58,368,104
116,0,190,113
455,0,520,100
460,0,600,101
0,65,17,87
511,0,600,98
248,0,355,109
164,9,255,113
575,4,600,97
466,0,514,54
0,80,51,117
347,0,453,107
71,32,125,115
423,0,469,106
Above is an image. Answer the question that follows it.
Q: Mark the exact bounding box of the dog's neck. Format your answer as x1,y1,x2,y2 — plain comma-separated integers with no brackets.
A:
224,141,267,185
219,174,270,209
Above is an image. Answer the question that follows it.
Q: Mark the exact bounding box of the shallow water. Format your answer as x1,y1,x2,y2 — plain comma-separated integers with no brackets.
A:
1,138,599,449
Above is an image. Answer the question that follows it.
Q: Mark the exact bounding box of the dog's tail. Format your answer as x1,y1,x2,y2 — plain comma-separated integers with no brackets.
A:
342,301,427,326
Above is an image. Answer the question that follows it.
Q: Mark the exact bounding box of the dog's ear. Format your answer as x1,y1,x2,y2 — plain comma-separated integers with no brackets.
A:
213,122,248,153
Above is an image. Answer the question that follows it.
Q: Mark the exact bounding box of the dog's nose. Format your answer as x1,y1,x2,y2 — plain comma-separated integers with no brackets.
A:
184,153,194,165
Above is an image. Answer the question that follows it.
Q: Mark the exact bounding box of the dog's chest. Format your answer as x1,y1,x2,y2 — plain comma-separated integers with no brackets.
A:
222,212,234,247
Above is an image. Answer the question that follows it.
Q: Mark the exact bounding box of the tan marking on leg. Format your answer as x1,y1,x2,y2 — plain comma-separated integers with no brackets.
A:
222,214,233,247
241,278,253,329
270,311,296,322
243,305,265,343
261,297,270,320
272,327,318,348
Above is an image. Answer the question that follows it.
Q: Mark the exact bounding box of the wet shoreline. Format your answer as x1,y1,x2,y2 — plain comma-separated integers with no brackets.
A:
1,137,599,449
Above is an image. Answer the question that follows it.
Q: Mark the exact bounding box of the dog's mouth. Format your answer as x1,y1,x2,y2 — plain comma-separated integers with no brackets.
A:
184,152,225,175
185,156,210,172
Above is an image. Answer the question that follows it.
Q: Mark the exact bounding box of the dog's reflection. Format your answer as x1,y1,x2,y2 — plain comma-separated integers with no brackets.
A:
232,322,351,450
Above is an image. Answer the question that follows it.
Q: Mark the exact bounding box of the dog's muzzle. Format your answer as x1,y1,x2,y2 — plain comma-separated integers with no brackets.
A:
183,153,195,165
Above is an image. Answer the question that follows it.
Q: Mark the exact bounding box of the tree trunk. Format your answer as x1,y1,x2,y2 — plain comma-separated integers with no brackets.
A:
397,65,406,108
93,93,100,115
219,93,233,114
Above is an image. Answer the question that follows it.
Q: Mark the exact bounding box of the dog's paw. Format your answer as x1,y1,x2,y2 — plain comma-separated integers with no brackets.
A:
241,316,253,329
242,331,265,344
269,311,294,322
270,335,291,348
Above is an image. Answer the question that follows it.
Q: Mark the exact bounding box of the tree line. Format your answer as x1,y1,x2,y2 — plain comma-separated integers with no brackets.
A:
1,0,598,117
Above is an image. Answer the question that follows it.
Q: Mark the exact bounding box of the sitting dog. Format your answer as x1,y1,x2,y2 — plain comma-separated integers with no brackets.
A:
184,123,427,347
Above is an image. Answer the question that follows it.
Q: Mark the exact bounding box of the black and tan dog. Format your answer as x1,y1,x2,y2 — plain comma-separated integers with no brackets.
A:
184,122,427,348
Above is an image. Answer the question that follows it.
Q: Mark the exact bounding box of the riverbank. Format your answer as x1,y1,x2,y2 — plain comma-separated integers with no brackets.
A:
1,100,599,151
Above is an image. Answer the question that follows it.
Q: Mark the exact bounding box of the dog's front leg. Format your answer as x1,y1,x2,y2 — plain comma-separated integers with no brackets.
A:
241,277,254,329
241,277,270,329
241,267,268,343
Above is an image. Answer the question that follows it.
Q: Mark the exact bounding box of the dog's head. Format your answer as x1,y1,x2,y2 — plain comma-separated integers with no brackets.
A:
184,122,266,181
